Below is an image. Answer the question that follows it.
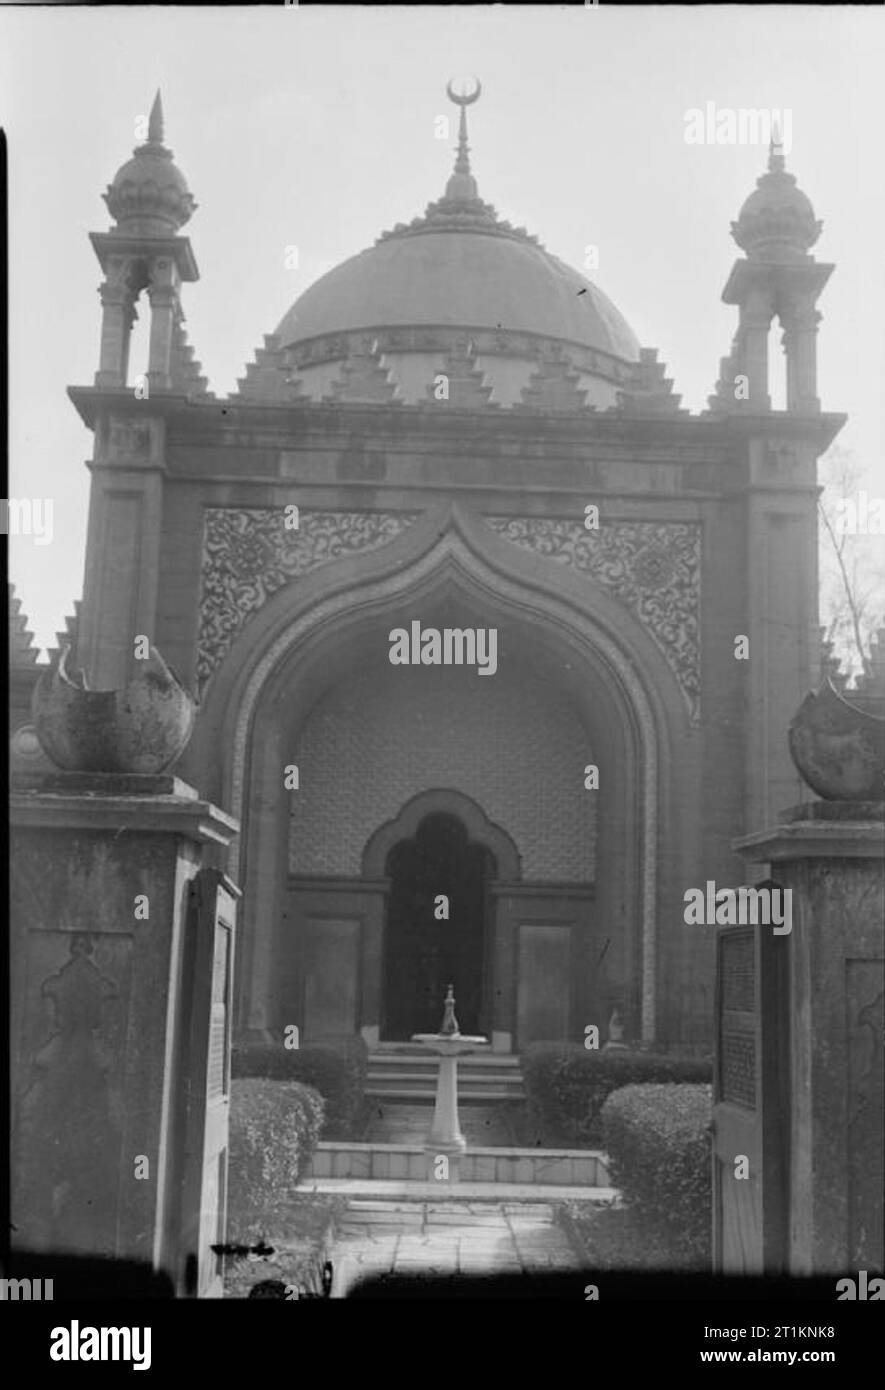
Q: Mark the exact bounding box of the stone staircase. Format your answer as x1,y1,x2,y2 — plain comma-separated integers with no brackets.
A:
366,1045,524,1102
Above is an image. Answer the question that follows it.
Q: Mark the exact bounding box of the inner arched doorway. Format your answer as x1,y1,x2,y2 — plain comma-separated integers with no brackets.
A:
382,811,495,1039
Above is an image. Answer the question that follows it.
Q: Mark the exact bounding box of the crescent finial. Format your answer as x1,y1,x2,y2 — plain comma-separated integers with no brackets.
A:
446,77,482,108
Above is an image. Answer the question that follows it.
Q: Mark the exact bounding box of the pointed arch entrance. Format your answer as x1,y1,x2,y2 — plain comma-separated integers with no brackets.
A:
364,789,521,1040
202,505,688,1050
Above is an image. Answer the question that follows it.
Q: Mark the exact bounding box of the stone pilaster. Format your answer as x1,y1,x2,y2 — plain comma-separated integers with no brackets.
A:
743,441,819,828
77,415,166,689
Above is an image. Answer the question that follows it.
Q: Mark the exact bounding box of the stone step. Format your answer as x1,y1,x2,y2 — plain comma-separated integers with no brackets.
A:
365,1085,522,1101
301,1178,616,1203
367,1070,521,1085
366,1049,525,1100
369,1049,522,1067
366,1072,522,1085
305,1143,610,1186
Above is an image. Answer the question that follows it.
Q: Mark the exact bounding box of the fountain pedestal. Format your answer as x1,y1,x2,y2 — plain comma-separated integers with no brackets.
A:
413,986,488,1180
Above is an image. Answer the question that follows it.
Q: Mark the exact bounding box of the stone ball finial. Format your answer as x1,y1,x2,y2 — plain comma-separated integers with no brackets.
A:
788,677,885,801
731,145,822,263
104,90,197,236
31,643,196,775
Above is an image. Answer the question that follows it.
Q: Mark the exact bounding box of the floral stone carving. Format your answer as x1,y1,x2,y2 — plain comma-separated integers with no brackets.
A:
486,517,701,721
198,508,420,689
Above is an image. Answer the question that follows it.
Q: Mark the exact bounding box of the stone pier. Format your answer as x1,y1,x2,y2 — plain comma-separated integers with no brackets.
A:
736,801,884,1275
10,772,239,1296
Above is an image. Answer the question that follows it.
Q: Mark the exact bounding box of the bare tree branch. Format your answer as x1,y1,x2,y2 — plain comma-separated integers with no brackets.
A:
817,498,869,669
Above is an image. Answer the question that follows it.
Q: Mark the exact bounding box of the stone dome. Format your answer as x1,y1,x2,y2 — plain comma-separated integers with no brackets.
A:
104,92,196,237
272,90,640,409
276,218,639,361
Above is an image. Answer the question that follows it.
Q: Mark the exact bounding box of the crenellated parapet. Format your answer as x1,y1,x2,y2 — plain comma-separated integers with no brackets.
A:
516,344,588,413
423,337,495,410
9,585,44,741
328,336,400,406
9,584,40,671
45,602,82,670
236,335,304,404
170,316,213,400
616,347,685,417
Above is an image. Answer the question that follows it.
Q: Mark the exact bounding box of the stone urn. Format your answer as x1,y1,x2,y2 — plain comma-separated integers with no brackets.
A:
31,643,196,775
602,1007,629,1052
788,677,885,802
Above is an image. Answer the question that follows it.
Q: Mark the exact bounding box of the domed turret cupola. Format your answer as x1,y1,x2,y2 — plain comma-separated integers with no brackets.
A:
711,131,833,416
730,140,822,264
90,91,199,392
104,92,197,238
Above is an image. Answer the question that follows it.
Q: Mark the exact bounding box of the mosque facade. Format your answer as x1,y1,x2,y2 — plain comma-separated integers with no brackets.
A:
11,85,844,1052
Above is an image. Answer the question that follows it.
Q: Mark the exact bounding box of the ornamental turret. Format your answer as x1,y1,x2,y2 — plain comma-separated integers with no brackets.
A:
91,91,199,391
710,133,833,415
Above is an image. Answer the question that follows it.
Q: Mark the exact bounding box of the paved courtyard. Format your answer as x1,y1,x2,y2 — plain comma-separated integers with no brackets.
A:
332,1198,581,1291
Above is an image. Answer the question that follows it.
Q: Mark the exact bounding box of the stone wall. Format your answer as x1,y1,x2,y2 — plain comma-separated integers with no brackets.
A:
288,658,597,881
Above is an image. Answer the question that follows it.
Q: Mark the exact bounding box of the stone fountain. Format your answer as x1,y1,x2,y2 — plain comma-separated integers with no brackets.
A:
412,985,488,1179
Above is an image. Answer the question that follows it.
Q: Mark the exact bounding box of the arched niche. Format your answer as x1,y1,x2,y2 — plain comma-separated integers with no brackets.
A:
362,787,522,883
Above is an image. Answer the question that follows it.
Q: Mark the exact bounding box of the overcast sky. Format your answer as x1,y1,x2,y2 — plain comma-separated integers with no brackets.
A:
3,4,883,655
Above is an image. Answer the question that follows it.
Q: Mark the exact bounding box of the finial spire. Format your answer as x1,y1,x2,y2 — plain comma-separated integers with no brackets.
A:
148,90,165,146
444,78,481,201
440,984,461,1037
768,117,785,174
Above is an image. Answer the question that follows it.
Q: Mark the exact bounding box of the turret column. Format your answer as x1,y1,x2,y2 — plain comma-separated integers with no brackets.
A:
74,90,199,688
96,261,137,388
147,259,181,391
782,300,822,415
739,290,773,410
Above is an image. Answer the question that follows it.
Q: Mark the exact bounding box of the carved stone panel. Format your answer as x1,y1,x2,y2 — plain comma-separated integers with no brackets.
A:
846,959,884,1269
11,836,137,1256
197,509,420,690
486,517,701,721
14,933,124,1254
106,417,152,460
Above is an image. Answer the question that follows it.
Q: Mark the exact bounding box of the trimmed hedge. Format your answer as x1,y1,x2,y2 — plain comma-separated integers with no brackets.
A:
522,1043,712,1146
601,1082,712,1260
231,1035,368,1139
227,1079,325,1242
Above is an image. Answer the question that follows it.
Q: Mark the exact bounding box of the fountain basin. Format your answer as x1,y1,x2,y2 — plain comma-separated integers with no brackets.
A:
411,1033,489,1056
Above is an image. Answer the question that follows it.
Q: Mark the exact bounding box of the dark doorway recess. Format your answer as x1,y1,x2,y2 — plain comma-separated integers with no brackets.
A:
382,811,494,1040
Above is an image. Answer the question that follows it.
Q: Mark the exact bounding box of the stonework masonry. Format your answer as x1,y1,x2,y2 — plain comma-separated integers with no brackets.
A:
288,662,596,881
30,94,845,1050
